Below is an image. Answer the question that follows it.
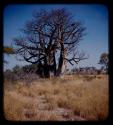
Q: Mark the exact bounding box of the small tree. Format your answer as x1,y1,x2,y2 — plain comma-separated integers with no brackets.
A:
99,53,108,73
12,65,21,74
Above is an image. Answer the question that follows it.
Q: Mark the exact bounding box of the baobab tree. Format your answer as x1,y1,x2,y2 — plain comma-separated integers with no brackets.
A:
13,8,87,78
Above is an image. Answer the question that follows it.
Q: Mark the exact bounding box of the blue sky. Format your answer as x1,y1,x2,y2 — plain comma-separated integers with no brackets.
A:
4,4,108,70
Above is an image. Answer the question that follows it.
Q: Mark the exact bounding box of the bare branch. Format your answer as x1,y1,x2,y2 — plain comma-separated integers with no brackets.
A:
65,51,88,65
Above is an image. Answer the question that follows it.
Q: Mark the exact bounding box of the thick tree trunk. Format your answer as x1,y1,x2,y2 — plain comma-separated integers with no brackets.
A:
44,56,50,78
36,57,50,78
36,62,44,78
57,54,63,76
56,43,65,77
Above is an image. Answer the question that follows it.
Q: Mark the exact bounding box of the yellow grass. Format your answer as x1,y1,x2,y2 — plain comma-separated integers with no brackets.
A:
4,75,109,121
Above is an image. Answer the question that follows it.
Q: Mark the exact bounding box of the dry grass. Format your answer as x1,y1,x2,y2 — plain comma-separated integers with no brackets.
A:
4,75,109,121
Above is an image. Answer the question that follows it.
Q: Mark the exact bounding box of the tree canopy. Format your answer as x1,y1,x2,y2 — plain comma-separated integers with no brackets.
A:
99,53,108,73
13,8,87,78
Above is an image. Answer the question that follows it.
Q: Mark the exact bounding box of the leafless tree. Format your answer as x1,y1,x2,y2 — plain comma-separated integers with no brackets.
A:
13,8,87,78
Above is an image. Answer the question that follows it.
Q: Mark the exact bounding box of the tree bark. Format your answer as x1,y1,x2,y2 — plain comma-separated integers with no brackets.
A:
44,56,50,78
57,43,65,76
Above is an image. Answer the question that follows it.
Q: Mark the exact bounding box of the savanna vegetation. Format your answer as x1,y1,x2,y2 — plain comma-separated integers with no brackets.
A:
4,74,108,121
3,8,109,121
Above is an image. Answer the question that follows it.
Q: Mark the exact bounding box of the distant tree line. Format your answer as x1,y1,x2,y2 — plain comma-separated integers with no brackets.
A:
70,66,107,75
4,64,39,82
4,52,108,82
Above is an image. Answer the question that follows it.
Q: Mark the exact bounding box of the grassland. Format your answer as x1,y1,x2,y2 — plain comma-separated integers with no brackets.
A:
4,75,109,121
